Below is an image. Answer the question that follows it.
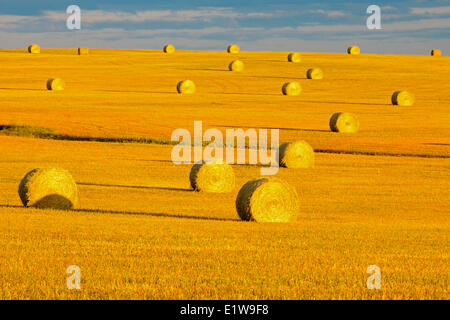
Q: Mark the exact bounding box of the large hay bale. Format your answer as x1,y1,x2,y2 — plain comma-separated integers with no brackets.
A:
236,178,299,222
288,53,301,63
227,44,240,54
28,44,40,54
46,78,65,91
347,46,360,55
78,47,89,55
190,162,235,193
18,168,79,209
306,68,324,80
279,141,315,168
177,80,196,94
391,90,415,106
431,49,441,56
329,112,360,133
229,60,244,72
282,82,302,96
164,44,175,54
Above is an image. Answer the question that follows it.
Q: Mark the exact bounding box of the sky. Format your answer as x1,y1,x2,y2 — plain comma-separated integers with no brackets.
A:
0,0,449,54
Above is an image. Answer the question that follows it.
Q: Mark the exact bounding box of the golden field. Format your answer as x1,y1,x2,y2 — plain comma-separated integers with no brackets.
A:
0,48,449,299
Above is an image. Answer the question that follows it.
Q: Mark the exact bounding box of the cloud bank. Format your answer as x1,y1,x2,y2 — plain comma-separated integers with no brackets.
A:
0,5,449,54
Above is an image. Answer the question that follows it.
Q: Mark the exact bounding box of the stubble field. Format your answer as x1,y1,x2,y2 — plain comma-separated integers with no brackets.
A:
0,48,449,299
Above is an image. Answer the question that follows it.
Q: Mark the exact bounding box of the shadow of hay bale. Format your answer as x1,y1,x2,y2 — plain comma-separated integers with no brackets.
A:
33,194,76,210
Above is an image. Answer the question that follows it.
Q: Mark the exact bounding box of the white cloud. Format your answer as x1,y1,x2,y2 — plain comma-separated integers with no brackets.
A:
308,9,348,18
377,5,450,21
0,7,277,33
0,6,449,55
0,14,39,27
293,17,450,33
1,25,449,55
41,8,274,24
383,17,450,31
296,24,364,33
0,15,38,23
0,8,278,34
382,14,406,20
410,6,450,15
381,6,397,11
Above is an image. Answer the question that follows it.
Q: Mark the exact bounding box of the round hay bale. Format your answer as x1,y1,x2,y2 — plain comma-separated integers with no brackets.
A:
228,60,244,72
177,80,196,94
329,112,360,133
391,90,415,106
227,44,240,54
18,168,79,210
164,44,175,54
236,178,299,222
282,82,302,96
189,162,235,193
279,141,315,169
306,68,324,80
46,78,65,91
431,49,441,56
78,47,89,55
28,44,40,54
347,46,360,55
288,53,301,63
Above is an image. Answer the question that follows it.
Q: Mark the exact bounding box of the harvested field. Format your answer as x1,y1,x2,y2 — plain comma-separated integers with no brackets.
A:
0,49,448,299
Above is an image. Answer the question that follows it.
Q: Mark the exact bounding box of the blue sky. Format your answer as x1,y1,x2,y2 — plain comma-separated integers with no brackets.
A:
1,0,449,54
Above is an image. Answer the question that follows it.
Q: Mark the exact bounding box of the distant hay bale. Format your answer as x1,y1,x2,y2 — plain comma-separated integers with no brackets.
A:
288,53,301,63
177,80,196,94
229,60,244,71
236,178,300,222
78,47,89,55
306,68,324,80
46,78,65,91
347,46,360,55
431,49,441,56
329,112,360,133
227,44,240,54
164,44,175,54
28,44,40,54
282,82,302,96
190,162,235,193
279,141,315,169
18,168,79,210
391,90,415,106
